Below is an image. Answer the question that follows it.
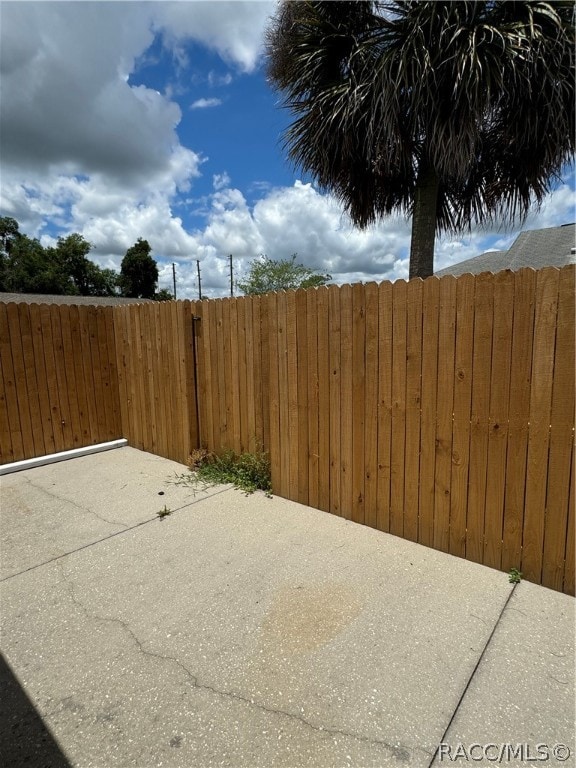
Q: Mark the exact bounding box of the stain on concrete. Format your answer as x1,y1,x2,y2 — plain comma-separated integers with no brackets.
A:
259,583,363,653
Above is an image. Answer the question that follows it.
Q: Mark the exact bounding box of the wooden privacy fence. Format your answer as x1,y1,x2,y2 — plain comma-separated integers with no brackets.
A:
0,300,197,466
0,265,574,594
195,266,574,596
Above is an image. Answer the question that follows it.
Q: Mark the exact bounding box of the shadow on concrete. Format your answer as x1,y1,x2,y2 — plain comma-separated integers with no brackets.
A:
0,653,71,768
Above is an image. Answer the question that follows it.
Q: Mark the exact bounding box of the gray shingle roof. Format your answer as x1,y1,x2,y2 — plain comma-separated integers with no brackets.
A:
0,293,154,306
436,224,575,277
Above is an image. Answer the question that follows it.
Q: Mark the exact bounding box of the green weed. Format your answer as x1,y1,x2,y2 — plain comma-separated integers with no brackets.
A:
508,567,522,584
175,449,272,496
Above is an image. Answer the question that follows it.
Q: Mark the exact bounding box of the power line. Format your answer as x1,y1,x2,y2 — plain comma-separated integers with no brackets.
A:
196,260,202,300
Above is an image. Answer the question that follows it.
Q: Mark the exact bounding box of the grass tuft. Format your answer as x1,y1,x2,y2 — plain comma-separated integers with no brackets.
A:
176,449,272,496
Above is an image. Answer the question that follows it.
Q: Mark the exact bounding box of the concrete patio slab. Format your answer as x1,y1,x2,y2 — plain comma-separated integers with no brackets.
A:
0,448,574,768
0,447,229,580
432,580,575,767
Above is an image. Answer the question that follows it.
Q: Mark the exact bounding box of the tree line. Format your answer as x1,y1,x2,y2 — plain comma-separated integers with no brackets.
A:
0,217,171,300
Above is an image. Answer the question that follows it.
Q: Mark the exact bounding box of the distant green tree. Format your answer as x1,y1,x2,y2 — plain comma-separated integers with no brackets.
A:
237,254,331,295
0,217,21,290
0,216,20,254
5,237,73,294
119,238,158,299
0,219,120,296
155,288,174,302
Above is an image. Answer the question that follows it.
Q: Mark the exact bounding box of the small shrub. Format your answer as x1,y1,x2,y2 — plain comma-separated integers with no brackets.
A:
176,449,272,496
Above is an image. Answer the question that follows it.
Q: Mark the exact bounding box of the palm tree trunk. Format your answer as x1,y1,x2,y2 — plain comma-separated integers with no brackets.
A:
409,164,439,279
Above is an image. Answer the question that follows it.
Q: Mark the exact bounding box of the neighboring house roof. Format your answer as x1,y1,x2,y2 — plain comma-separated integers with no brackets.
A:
0,293,154,306
436,223,576,277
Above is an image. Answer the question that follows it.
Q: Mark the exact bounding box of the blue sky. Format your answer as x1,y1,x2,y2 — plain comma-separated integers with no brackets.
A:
1,1,574,298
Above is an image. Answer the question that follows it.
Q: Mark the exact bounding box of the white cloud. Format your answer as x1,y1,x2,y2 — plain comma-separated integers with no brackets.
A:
154,1,274,73
190,97,222,109
1,2,573,302
213,172,232,191
208,70,233,87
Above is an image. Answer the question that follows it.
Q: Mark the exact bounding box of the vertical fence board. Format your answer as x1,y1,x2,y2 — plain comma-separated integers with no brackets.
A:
449,274,475,558
404,279,423,542
418,278,439,546
173,301,187,460
501,269,536,572
197,301,212,450
209,302,224,454
541,267,575,590
286,291,300,501
186,302,199,454
195,302,211,450
17,304,46,457
328,285,341,516
351,283,366,525
339,284,353,520
96,306,112,442
58,305,82,449
50,305,74,448
434,277,457,553
317,287,331,514
29,304,56,456
112,307,131,448
276,292,290,498
154,303,169,458
306,289,319,509
243,297,256,452
259,296,271,453
267,294,281,492
364,283,379,530
1,304,24,460
377,281,393,532
6,303,35,460
228,299,241,454
75,305,97,446
390,280,407,537
483,271,514,569
105,306,121,440
522,268,559,583
142,303,158,454
137,305,154,451
466,273,494,564
177,301,192,461
296,289,309,506
0,304,16,463
564,447,575,596
41,304,65,453
77,307,99,448
214,301,227,452
251,297,264,451
236,299,248,454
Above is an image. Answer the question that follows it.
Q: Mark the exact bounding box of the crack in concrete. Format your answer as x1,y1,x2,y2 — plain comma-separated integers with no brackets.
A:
426,584,517,768
54,560,414,762
20,475,127,529
0,486,234,583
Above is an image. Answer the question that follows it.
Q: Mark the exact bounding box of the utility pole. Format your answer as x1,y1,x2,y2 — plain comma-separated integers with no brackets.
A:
229,254,234,297
172,263,177,299
196,260,202,300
